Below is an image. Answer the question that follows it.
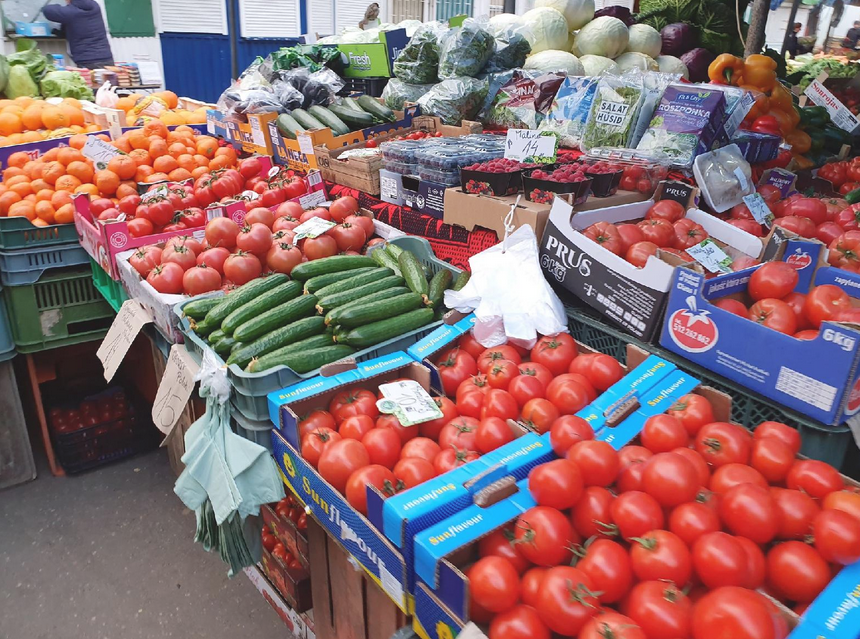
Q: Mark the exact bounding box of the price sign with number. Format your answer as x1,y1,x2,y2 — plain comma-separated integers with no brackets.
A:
82,136,122,171
505,129,558,164
293,216,335,240
152,344,200,434
97,300,152,381
377,380,442,426
685,239,733,274
742,193,774,227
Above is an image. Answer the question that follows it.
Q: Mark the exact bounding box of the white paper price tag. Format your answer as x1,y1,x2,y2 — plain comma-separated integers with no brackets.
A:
141,185,168,202
293,216,336,240
504,129,557,163
241,189,260,201
97,300,152,381
742,193,774,227
377,380,443,426
298,134,315,157
298,189,327,211
685,239,733,274
804,80,860,133
152,344,200,435
82,136,122,171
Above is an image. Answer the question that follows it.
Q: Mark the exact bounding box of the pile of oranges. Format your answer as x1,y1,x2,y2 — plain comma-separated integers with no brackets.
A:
0,97,101,147
115,90,208,126
0,119,238,227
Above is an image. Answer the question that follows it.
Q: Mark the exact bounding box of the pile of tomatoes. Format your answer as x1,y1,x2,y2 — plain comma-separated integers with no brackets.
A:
128,195,372,296
711,261,860,337
48,389,131,436
298,332,626,516
469,395,860,639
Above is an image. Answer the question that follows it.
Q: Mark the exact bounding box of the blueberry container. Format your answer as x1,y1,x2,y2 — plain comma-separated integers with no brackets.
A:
419,167,462,186
383,160,419,176
380,140,424,164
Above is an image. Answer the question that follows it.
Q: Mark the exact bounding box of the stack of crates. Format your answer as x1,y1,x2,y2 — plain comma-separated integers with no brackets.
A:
0,218,114,353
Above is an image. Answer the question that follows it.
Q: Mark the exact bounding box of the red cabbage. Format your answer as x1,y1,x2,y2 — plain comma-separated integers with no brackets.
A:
680,48,716,82
594,6,635,26
660,23,696,57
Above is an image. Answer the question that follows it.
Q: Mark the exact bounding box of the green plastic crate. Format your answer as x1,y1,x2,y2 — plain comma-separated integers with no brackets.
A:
0,218,79,250
3,266,116,353
564,302,855,474
90,258,127,313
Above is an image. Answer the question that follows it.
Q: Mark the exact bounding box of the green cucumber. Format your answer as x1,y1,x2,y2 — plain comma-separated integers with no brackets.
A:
357,95,396,123
214,336,239,357
398,251,429,299
452,271,470,291
427,269,453,308
314,267,394,298
324,287,411,326
276,113,306,139
303,267,380,294
182,296,223,321
342,97,365,112
233,295,319,343
208,329,226,345
333,293,424,328
308,105,350,136
227,316,327,369
244,334,336,372
202,275,289,329
371,247,402,276
247,345,355,374
290,255,376,281
846,187,860,205
335,308,435,348
290,108,326,131
385,243,404,259
316,275,405,314
328,104,375,131
221,281,302,335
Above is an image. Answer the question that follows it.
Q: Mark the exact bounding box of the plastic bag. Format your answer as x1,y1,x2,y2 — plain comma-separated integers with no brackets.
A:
271,79,304,111
628,71,679,148
217,86,285,117
692,144,754,213
95,81,119,108
381,78,434,110
445,224,568,349
485,70,565,130
279,67,343,109
438,19,495,79
538,75,599,148
483,22,532,73
417,77,488,125
393,22,448,84
581,70,645,152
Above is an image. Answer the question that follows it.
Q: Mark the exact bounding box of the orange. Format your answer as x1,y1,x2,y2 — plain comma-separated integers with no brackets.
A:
159,111,184,126
13,96,34,107
85,124,100,133
0,113,23,136
193,154,210,168
34,200,55,223
191,166,209,179
0,99,11,109
21,103,44,131
0,191,22,214
186,110,207,124
74,183,99,197
8,200,35,220
114,137,132,154
153,155,178,174
135,165,155,182
143,120,168,139
128,130,149,150
60,105,84,128
4,174,28,187
70,125,84,133
168,168,192,182
166,131,192,145
21,131,42,142
51,190,73,209
94,170,120,195
69,134,88,150
41,106,71,130
96,134,111,143
145,172,170,183
2,168,24,183
209,155,231,170
175,125,195,136
1,106,23,118
30,179,51,194
6,152,28,169
148,138,168,158
107,156,136,180
54,203,74,224
115,97,136,112
196,137,218,158
61,97,82,110
128,149,151,167
23,161,44,180
57,147,84,166
116,182,137,199
66,160,94,184
41,147,60,163
215,146,237,163
5,133,24,145
9,182,33,198
32,218,48,227
41,161,66,185
155,91,179,110
168,142,186,158
54,175,82,192
176,154,196,172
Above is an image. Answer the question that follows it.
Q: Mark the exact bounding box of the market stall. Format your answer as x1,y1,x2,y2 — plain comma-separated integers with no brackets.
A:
2,6,860,639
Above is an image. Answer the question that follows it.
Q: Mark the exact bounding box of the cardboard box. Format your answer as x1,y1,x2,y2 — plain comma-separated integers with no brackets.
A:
315,115,483,195
260,546,312,612
262,504,310,569
443,189,552,241
326,29,408,78
205,109,230,139
538,195,763,342
227,111,276,155
243,565,314,639
659,245,860,427
379,169,450,219
789,561,860,639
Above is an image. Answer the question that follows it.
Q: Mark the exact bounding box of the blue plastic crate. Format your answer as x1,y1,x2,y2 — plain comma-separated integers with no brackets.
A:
0,244,89,286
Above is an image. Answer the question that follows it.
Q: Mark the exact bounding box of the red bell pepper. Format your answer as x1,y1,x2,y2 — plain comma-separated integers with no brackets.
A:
750,115,782,136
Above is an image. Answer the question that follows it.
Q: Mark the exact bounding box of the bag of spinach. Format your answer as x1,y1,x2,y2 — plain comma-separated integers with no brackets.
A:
393,22,448,84
417,77,489,125
381,78,435,110
538,75,599,149
483,22,532,73
438,19,495,79
581,70,646,152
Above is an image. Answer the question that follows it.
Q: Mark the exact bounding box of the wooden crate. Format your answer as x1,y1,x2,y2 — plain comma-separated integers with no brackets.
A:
307,517,410,639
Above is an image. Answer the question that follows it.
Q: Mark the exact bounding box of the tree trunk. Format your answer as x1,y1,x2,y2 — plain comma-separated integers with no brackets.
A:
745,0,770,56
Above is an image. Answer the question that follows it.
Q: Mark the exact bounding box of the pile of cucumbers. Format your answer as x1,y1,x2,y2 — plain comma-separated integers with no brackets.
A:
276,95,397,140
183,245,469,375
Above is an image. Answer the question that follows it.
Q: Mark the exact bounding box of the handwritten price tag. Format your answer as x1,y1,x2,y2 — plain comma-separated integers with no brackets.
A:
742,193,774,227
82,136,122,171
377,380,442,426
505,129,557,164
685,239,733,274
97,300,152,381
298,134,315,157
152,344,200,435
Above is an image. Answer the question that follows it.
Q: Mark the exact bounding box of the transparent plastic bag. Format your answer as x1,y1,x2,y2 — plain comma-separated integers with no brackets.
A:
538,75,599,148
581,70,645,153
279,67,343,109
217,87,285,117
438,18,495,79
417,77,489,125
485,71,565,130
380,78,435,111
484,22,532,73
271,79,304,111
692,144,754,213
629,71,680,148
393,21,448,84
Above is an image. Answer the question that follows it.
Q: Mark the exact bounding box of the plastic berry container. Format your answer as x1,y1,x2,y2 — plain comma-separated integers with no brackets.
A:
383,160,419,176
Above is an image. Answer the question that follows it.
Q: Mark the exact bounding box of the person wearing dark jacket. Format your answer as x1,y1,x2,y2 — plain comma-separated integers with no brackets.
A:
787,22,802,58
42,0,114,68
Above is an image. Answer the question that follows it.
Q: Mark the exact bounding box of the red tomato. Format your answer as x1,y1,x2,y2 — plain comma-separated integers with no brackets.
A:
766,541,830,603
329,196,359,223
344,213,374,239
567,440,619,487
146,262,185,294
477,345,522,373
803,284,852,327
691,532,747,588
127,217,153,238
458,331,486,359
486,359,520,390
750,437,795,484
829,231,860,271
535,566,599,635
695,422,751,467
666,393,714,437
436,348,479,397
609,490,664,540
197,247,230,274
546,374,592,414
646,199,686,223
301,428,341,468
400,437,441,463
361,428,401,469
468,556,521,613
304,235,338,260
433,448,479,474
329,223,367,253
236,223,272,255
580,613,645,639
641,452,699,507
812,509,860,565
479,526,532,574
529,459,583,510
817,221,845,245
624,581,692,639
571,486,615,539
549,415,594,456
691,587,784,639
529,333,577,376
784,197,828,225
488,605,550,639
520,398,559,434
577,539,633,604
583,221,623,255
637,218,675,246
520,567,547,607
298,410,336,439
579,354,624,391
223,251,262,285
267,242,303,275
129,246,162,277
474,416,515,453
753,420,801,455
393,457,435,489
616,223,645,252
786,459,843,499
727,218,764,236
345,465,396,515
514,506,577,567
641,414,688,453
669,501,721,547
318,439,370,492
626,241,659,268
162,244,197,271
518,362,553,388
748,298,797,334
481,389,519,421
329,388,379,423
719,483,780,544
438,417,479,451
772,487,820,539
629,529,692,586
748,262,799,301
673,218,708,249
183,264,222,296
774,215,817,238
823,489,860,522
508,374,546,408
418,397,459,440
709,462,767,494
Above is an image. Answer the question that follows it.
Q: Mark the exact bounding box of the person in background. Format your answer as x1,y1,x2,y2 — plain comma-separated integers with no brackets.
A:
42,0,114,69
844,20,860,49
787,22,802,58
359,3,380,30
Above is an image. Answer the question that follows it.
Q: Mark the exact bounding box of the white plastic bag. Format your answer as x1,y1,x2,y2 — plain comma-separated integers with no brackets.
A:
95,81,119,108
445,221,568,349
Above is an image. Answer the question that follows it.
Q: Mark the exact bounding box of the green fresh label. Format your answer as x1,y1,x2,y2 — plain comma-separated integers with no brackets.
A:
337,44,392,77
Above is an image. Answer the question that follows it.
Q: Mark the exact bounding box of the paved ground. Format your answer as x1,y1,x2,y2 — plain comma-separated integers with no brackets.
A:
0,449,287,639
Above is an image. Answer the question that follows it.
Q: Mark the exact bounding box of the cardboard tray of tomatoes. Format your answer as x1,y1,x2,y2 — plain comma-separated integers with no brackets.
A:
260,545,312,613
262,500,310,570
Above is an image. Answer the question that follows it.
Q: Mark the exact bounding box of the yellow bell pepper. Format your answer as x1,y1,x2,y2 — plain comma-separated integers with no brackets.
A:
784,129,812,154
743,55,778,93
708,54,745,85
768,83,795,114
791,153,815,170
767,109,796,136
739,84,771,122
